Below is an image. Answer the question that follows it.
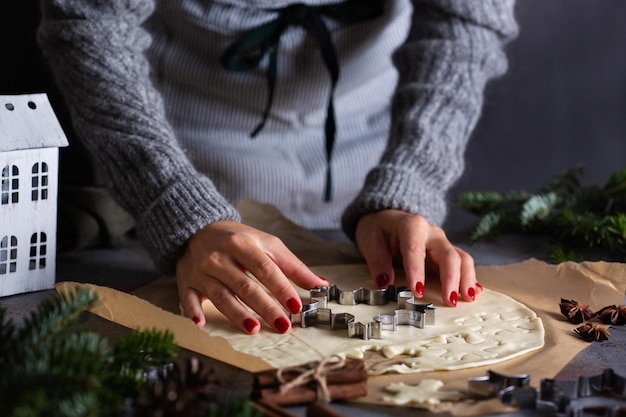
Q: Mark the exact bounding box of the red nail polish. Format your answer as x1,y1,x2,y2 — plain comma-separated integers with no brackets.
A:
468,287,476,301
192,316,201,325
415,282,425,297
286,298,301,314
317,275,329,285
476,282,484,291
243,318,257,333
376,274,390,289
449,291,458,306
274,317,290,334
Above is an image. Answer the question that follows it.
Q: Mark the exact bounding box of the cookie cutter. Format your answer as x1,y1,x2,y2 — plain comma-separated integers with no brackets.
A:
309,284,403,306
468,370,532,401
290,286,436,340
468,368,626,414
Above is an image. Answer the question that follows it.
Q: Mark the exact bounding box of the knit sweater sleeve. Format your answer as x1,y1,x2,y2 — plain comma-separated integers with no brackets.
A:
341,0,518,240
37,0,240,276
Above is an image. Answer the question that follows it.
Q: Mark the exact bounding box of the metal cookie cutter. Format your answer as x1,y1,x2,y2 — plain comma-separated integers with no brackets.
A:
309,284,404,306
290,300,355,331
291,287,436,340
289,301,386,341
374,291,436,331
468,370,532,402
467,368,626,414
537,368,626,415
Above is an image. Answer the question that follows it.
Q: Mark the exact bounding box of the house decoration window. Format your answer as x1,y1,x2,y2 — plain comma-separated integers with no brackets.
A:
0,235,18,275
31,162,49,201
1,164,19,205
29,232,47,270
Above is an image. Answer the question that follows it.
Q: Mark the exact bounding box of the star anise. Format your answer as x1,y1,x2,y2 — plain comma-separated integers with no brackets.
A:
559,298,596,324
574,323,611,342
596,304,626,325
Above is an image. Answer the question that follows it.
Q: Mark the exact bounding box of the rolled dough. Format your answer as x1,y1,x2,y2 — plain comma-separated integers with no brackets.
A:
202,264,545,374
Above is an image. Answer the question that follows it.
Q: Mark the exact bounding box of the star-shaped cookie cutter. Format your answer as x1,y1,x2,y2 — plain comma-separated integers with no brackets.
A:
289,285,436,340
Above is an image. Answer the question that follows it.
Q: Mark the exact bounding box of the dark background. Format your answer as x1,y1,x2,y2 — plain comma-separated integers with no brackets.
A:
2,1,626,236
446,0,626,231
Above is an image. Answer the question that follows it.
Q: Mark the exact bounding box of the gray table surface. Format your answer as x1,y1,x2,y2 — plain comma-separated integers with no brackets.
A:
2,231,625,416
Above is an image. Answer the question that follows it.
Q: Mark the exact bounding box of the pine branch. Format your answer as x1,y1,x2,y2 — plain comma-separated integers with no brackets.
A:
519,192,558,226
0,289,180,417
112,328,178,396
0,289,259,417
456,165,626,262
456,190,529,214
17,287,98,350
602,167,626,197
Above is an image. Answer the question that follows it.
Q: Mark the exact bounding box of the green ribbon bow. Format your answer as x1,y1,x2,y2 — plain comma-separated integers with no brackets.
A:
221,0,386,201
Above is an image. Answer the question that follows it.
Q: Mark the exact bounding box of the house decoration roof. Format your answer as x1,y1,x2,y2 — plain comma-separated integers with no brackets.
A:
0,93,69,152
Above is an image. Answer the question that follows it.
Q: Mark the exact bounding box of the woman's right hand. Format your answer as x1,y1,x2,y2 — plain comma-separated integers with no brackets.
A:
175,220,328,334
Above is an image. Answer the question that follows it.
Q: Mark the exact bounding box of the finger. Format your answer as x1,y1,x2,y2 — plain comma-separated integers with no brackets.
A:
397,217,429,298
240,239,307,316
424,230,462,307
178,269,263,334
263,235,329,290
357,227,395,289
202,275,267,334
456,248,478,302
214,258,294,333
178,285,207,327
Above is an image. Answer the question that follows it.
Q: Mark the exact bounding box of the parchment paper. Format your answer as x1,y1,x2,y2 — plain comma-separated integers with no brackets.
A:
56,199,626,415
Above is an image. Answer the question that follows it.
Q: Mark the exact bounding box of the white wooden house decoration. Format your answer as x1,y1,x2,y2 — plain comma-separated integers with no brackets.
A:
0,93,68,297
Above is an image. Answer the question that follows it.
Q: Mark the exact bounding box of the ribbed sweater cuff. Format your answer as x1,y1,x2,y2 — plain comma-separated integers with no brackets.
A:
341,166,447,241
137,176,241,276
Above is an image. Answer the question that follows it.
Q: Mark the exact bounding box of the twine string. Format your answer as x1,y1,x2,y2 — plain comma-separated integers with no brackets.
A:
277,354,346,403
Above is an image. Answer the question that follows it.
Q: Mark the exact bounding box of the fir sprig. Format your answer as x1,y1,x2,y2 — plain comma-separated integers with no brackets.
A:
0,288,261,417
457,165,626,262
0,287,178,416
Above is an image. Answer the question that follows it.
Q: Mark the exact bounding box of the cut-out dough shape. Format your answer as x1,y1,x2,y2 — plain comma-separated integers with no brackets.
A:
383,380,464,405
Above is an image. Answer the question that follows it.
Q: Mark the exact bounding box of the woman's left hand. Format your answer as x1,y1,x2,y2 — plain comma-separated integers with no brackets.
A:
355,209,480,307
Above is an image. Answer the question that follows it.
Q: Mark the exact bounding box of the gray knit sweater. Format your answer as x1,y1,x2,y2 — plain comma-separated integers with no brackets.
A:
37,0,518,276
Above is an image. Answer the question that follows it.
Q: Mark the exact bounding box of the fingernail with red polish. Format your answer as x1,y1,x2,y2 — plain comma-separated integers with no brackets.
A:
476,282,484,291
317,275,330,285
415,282,425,297
449,291,458,307
287,298,301,314
468,287,476,301
192,316,201,325
376,274,390,289
243,318,258,333
274,317,290,334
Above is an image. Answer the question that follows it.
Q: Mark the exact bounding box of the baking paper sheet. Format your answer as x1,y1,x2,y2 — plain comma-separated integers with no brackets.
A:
56,199,626,415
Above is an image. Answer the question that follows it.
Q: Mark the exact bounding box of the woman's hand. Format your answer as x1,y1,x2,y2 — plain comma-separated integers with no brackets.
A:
355,210,480,307
176,220,328,334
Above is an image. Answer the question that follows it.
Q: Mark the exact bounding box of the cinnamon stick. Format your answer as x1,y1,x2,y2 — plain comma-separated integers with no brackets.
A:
255,358,367,388
258,380,368,405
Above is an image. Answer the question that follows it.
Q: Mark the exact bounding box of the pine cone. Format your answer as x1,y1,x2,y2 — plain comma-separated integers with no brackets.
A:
133,356,221,417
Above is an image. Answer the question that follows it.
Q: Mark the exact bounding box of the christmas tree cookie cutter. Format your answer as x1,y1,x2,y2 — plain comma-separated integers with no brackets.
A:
290,285,436,340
